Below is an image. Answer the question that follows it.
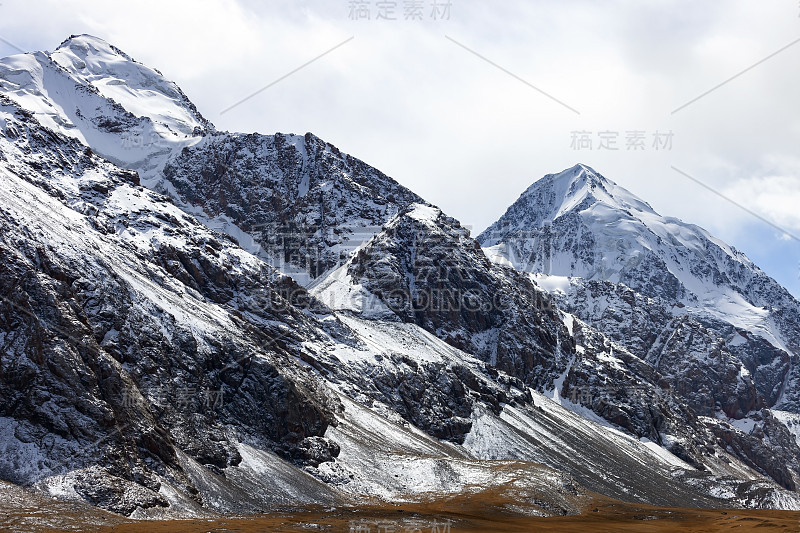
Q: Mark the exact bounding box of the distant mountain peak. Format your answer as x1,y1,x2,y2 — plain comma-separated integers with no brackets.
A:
56,34,130,59
48,34,211,133
479,164,799,363
557,162,603,182
543,163,604,184
485,165,656,238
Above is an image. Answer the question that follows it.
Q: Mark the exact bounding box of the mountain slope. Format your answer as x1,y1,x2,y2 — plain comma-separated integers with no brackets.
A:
162,130,423,283
312,200,800,491
0,35,210,181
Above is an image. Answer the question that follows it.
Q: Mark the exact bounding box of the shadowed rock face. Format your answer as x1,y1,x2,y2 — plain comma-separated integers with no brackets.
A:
650,316,763,419
542,285,800,491
347,205,574,392
708,409,800,492
544,279,767,419
0,243,184,515
0,201,343,509
163,131,422,279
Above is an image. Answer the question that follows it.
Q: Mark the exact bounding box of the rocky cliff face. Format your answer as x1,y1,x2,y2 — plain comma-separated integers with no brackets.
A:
341,203,574,391
162,130,422,281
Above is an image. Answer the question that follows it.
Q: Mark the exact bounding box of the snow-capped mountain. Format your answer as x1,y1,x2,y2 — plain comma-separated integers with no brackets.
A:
314,202,575,391
479,163,800,486
0,34,419,286
478,164,800,400
479,163,790,314
0,35,210,180
0,34,422,287
3,36,800,519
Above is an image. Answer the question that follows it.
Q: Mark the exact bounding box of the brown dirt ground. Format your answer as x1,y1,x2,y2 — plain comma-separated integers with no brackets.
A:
87,503,800,533
9,490,800,533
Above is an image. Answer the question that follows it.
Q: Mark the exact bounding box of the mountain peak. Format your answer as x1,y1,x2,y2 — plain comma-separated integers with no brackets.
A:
0,34,213,187
53,34,146,73
51,34,166,84
56,34,127,56
546,163,613,202
51,34,211,147
479,163,797,342
563,162,601,177
484,165,656,238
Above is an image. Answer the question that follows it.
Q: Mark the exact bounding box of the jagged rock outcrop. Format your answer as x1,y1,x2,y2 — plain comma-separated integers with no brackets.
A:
162,131,423,280
343,204,574,390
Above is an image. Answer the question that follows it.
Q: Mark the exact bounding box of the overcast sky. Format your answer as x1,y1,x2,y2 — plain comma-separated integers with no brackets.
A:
2,0,799,296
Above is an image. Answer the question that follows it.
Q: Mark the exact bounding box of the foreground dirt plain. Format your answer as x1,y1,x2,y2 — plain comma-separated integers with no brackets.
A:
6,491,800,533
89,505,800,533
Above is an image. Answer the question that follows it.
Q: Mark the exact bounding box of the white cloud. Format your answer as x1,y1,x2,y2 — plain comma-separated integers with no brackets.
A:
724,174,800,235
0,0,798,290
